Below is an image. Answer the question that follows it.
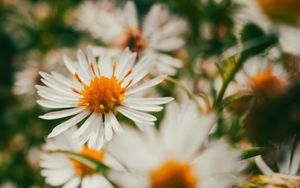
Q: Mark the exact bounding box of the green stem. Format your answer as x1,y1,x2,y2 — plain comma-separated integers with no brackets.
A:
214,55,247,109
165,77,204,112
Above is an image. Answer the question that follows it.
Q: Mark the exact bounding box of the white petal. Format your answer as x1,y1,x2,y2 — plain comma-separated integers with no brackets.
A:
62,177,80,188
77,49,92,80
122,103,163,112
48,111,90,138
255,156,274,175
37,100,76,109
106,112,123,134
39,107,85,120
104,115,113,141
64,56,76,75
125,74,167,96
122,1,138,27
118,106,156,123
124,97,173,105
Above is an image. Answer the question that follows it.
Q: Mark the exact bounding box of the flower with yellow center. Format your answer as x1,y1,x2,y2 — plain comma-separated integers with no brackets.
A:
108,101,244,188
37,47,173,149
231,58,289,100
75,1,187,75
40,127,120,188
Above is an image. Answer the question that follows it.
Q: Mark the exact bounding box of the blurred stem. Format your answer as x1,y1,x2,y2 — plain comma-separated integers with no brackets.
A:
214,55,247,110
165,77,204,112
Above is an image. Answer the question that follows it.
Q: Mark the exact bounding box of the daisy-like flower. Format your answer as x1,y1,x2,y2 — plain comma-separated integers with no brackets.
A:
249,140,300,187
40,127,121,188
75,1,187,75
215,57,289,101
234,0,300,56
108,101,244,188
235,58,289,99
37,47,173,149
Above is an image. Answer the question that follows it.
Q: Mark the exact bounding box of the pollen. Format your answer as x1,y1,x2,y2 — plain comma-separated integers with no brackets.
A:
150,160,197,188
250,69,283,98
70,145,105,177
121,27,147,54
78,76,126,113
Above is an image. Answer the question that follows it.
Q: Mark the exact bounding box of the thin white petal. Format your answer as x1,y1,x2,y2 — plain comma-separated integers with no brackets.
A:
39,107,85,120
48,111,90,138
118,106,156,123
124,97,173,105
255,156,274,175
37,100,76,109
125,74,167,96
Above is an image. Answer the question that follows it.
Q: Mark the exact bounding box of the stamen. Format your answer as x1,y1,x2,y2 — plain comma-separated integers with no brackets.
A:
74,73,83,84
72,88,81,94
90,64,96,76
119,69,132,84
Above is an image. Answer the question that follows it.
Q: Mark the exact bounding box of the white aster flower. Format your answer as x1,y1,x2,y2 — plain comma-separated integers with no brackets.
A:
40,127,121,188
234,0,300,55
254,140,300,186
108,101,244,188
37,47,173,149
75,1,187,75
235,57,289,98
214,57,289,99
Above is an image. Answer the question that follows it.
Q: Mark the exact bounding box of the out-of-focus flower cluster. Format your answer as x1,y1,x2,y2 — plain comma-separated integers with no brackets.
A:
1,0,300,187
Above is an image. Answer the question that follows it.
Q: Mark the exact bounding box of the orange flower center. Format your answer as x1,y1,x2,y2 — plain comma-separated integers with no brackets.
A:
256,0,300,24
70,146,104,177
76,75,126,113
250,69,283,98
121,27,147,54
150,160,197,188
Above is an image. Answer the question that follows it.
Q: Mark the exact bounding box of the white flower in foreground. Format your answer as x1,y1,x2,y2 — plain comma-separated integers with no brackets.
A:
234,0,300,55
108,101,244,188
75,1,187,75
40,128,120,188
254,140,300,187
37,47,173,149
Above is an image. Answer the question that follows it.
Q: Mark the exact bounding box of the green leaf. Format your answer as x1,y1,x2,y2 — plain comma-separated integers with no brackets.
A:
240,23,278,59
50,150,110,174
242,147,268,160
222,91,253,108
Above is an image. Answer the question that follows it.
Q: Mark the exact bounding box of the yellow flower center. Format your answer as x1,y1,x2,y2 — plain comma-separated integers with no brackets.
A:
121,27,147,54
70,146,104,177
78,75,126,113
256,0,300,24
150,160,197,188
250,69,283,98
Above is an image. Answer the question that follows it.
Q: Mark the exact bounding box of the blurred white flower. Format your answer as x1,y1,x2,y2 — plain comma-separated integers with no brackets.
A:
108,101,244,188
13,49,70,106
37,47,172,149
75,1,187,75
235,57,289,98
40,127,121,188
254,140,300,186
234,0,300,55
214,57,289,100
